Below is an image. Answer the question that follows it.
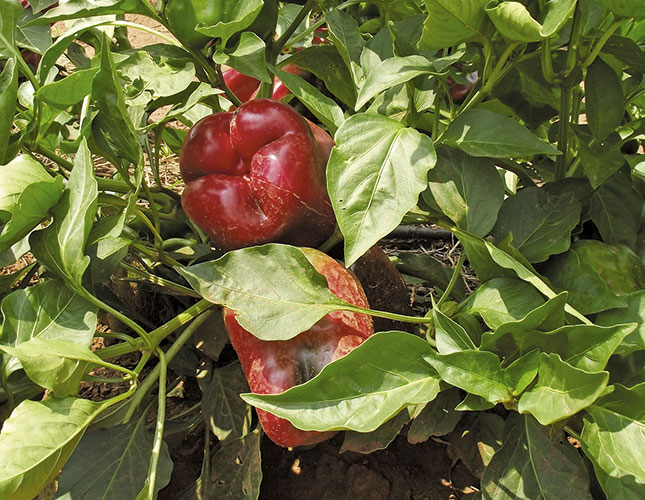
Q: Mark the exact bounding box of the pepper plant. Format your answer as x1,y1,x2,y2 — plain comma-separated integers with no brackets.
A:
0,0,644,499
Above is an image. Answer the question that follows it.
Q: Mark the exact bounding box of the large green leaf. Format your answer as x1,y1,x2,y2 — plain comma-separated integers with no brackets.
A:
0,397,105,500
465,277,546,329
0,155,64,252
481,413,592,500
492,187,581,263
596,290,645,355
589,169,642,249
30,140,97,291
419,0,488,50
91,39,142,167
482,322,634,371
424,349,512,404
328,113,436,266
407,389,462,443
326,8,365,85
594,0,645,20
0,339,103,397
198,361,251,442
443,109,561,158
485,1,543,42
213,32,269,84
540,247,627,315
178,244,349,341
518,353,609,425
189,0,263,45
56,413,173,500
433,304,478,354
0,279,97,349
202,429,262,500
0,57,18,164
241,331,441,433
35,67,100,109
581,383,645,500
586,57,625,139
423,147,504,237
355,55,433,109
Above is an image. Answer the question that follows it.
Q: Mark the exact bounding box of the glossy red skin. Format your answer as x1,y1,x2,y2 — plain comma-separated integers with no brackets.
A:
180,99,335,250
223,248,374,448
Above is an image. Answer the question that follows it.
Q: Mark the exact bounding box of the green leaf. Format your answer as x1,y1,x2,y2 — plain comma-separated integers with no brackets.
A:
581,383,645,499
586,57,625,139
195,0,264,46
433,302,477,353
91,38,142,167
272,65,344,133
328,113,436,266
392,253,468,301
326,8,365,85
456,393,496,411
419,0,488,50
115,45,197,98
589,169,642,248
0,155,64,252
0,0,21,59
481,413,592,500
424,349,512,404
503,350,540,395
0,279,97,348
214,32,270,84
540,0,578,36
37,0,148,23
443,109,561,158
284,45,356,107
0,339,103,397
197,361,251,442
518,353,609,425
0,57,18,164
423,147,505,237
407,388,462,443
241,331,441,433
593,0,645,19
492,187,581,263
0,397,104,500
483,322,634,372
205,428,262,500
35,67,99,108
578,140,625,189
574,240,644,296
178,244,348,341
56,413,173,500
465,277,546,329
485,1,543,42
341,410,411,454
355,55,432,109
596,290,645,355
30,140,97,291
540,247,626,315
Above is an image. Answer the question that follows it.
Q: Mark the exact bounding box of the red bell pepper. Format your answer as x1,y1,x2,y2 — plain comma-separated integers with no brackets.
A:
180,99,335,250
222,247,374,447
222,63,307,103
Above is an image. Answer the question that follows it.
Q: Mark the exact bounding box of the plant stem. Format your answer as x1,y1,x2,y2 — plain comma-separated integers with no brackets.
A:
122,309,215,422
555,84,572,179
96,299,215,360
437,253,466,308
270,0,316,63
581,18,625,68
146,347,167,500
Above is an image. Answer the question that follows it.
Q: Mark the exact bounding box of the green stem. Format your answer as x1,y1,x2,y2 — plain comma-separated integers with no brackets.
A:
345,305,434,324
123,309,215,423
80,287,153,350
317,225,343,253
133,207,164,247
437,253,466,308
564,1,583,77
555,84,572,179
0,33,39,90
119,262,202,298
496,159,537,187
146,347,167,500
581,18,624,68
107,20,180,47
270,0,316,63
540,38,556,84
96,299,215,360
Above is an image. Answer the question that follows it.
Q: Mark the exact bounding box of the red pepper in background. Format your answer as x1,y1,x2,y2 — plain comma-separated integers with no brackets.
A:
223,247,374,448
222,64,308,103
180,99,335,251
